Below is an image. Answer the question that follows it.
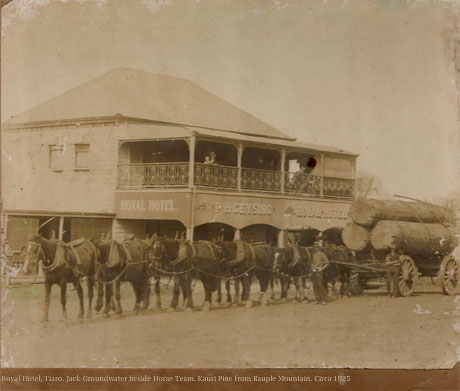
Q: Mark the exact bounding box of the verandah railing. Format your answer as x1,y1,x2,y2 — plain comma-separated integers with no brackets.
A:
117,162,354,199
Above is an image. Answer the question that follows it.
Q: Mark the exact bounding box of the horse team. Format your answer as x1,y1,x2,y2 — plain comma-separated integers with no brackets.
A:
25,233,354,323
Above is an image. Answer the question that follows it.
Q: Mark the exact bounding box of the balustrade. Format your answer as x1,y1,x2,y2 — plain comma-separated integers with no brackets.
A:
322,177,355,199
118,163,189,188
241,168,281,192
284,173,321,196
194,163,238,189
118,163,354,199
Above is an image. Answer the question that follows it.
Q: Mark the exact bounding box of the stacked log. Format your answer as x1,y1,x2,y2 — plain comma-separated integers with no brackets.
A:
370,221,458,256
342,198,457,258
342,223,370,251
349,199,449,227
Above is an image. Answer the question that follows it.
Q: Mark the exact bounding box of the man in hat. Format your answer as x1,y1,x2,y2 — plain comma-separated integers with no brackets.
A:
385,248,402,298
310,237,329,304
204,151,216,165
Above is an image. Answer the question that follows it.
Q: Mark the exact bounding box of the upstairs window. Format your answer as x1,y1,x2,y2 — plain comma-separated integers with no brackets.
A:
49,144,65,171
75,144,90,169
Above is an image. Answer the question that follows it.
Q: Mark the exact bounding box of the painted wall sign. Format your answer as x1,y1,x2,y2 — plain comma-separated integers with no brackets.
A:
194,193,351,230
119,199,176,213
115,191,351,231
115,192,191,225
213,202,273,216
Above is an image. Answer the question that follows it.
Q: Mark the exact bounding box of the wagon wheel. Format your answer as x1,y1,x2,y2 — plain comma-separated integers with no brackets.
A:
440,255,459,295
398,256,418,297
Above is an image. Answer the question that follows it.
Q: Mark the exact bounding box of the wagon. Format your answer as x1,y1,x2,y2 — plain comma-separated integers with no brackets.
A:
332,251,459,297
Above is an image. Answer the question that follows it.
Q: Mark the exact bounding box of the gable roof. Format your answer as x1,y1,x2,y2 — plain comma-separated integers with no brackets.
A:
5,67,293,140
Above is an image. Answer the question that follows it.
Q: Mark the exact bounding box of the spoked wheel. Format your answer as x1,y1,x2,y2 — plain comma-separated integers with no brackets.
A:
398,256,418,297
440,255,459,295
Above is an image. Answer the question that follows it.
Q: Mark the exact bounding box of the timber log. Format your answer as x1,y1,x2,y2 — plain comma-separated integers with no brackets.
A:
370,220,458,256
349,199,449,227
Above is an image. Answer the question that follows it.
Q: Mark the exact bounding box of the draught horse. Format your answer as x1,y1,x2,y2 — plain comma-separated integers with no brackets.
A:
215,240,255,307
176,240,225,311
313,243,354,297
26,235,98,323
146,235,194,312
274,242,311,302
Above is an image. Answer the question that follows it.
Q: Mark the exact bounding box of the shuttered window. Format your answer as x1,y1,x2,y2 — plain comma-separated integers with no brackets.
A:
75,144,90,169
49,144,65,170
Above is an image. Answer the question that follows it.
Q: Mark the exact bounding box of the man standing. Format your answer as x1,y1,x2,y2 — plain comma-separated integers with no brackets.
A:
385,248,402,298
311,242,330,305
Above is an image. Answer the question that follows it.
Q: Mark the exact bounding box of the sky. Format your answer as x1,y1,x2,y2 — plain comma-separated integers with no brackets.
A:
1,0,460,201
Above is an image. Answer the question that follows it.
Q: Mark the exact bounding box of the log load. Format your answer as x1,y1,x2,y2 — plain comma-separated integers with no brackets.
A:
342,223,370,251
370,221,459,256
349,199,449,227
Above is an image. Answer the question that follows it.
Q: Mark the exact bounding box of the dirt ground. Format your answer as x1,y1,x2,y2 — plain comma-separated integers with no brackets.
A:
1,277,459,369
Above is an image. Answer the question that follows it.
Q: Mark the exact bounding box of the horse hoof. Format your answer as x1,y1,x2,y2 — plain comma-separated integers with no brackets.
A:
167,307,176,313
103,313,110,318
184,307,193,313
86,312,93,319
245,301,253,308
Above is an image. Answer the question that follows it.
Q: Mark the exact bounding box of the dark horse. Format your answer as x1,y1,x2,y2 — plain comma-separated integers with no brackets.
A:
145,235,194,312
94,235,154,316
274,242,311,302
215,240,255,307
248,243,275,306
313,242,354,297
177,240,225,311
26,235,98,323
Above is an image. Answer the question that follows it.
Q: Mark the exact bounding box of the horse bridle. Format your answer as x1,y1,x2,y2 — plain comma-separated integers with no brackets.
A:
28,240,65,272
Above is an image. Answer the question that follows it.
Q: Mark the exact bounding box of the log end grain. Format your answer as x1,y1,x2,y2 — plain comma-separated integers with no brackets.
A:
342,222,370,251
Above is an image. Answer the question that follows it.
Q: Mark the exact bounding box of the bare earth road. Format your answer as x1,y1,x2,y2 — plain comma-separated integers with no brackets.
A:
1,279,459,369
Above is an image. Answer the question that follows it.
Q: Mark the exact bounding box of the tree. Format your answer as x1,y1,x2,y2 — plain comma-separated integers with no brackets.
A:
355,172,387,199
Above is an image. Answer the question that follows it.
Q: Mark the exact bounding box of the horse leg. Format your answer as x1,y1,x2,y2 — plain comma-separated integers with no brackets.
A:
153,276,161,311
216,279,222,307
225,280,232,306
298,278,306,302
269,277,276,301
168,277,180,312
75,280,84,321
183,274,194,312
95,279,103,312
60,281,69,322
132,283,141,315
258,274,270,306
244,276,253,308
293,278,300,302
42,281,52,324
234,278,241,306
141,279,150,310
302,278,309,301
86,277,94,319
103,283,112,317
114,280,123,315
202,280,212,311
